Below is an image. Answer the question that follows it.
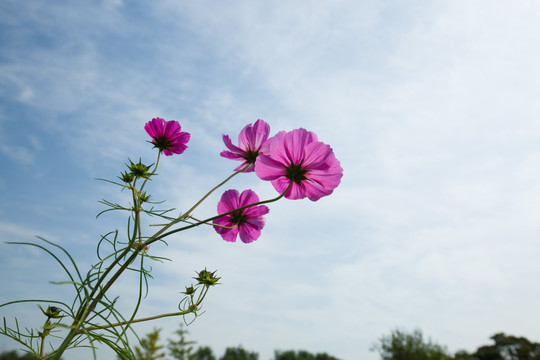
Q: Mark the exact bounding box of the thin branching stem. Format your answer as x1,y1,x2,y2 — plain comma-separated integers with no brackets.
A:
37,158,284,360
80,309,194,333
181,165,248,219
148,180,293,245
143,165,249,245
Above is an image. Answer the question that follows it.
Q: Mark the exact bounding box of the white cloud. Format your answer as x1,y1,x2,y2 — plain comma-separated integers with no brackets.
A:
2,1,540,360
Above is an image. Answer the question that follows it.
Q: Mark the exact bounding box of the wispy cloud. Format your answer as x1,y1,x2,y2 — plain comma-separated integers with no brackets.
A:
1,1,540,360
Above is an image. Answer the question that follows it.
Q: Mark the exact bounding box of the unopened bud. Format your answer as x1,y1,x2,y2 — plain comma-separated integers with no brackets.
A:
41,305,62,319
194,269,220,286
119,171,135,183
183,285,196,295
127,158,152,179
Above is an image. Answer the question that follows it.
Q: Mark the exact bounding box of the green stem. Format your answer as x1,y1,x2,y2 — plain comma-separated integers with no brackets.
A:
79,283,212,333
196,285,210,305
52,161,249,358
139,166,248,247
53,156,161,358
139,151,161,192
118,251,146,339
53,247,142,359
80,310,192,333
39,330,45,359
39,317,54,360
181,165,248,220
147,180,293,245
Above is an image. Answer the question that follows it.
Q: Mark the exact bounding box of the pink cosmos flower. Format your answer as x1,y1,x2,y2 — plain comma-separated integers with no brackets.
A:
220,119,271,172
213,189,270,243
145,117,190,156
255,128,343,201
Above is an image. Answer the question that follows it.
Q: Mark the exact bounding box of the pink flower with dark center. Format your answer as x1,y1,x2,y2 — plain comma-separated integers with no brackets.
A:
145,117,190,156
255,128,343,201
213,189,270,243
220,119,271,172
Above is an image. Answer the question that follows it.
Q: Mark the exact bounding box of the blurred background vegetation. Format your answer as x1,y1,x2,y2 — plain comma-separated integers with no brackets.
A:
1,326,539,360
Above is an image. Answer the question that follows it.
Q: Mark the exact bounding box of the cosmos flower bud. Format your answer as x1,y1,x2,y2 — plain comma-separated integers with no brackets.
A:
138,191,151,203
41,305,62,319
182,285,196,295
194,269,220,286
127,159,152,179
119,170,135,183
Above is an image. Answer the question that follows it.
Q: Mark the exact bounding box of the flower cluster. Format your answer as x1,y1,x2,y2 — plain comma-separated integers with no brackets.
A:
145,117,343,244
0,117,344,360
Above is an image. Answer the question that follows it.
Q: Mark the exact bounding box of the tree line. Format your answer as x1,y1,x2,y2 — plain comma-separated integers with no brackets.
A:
130,325,340,360
1,327,539,359
372,328,540,360
0,323,340,360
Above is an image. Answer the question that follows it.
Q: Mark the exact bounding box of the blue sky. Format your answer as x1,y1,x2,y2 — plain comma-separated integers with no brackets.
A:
1,1,540,359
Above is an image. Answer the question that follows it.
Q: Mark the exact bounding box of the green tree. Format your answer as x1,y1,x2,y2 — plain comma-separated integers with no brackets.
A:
314,353,341,360
134,328,167,360
371,328,452,360
274,350,341,360
220,346,258,360
193,346,217,360
0,350,36,360
469,333,540,360
168,324,196,360
454,350,473,360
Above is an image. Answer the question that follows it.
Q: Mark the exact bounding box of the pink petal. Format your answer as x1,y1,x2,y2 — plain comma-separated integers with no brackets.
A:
301,141,333,171
220,150,244,161
266,131,290,166
213,216,232,227
219,226,239,242
144,117,165,138
238,222,262,243
237,123,253,151
243,204,269,217
283,129,307,164
217,189,240,213
283,128,318,164
245,213,267,228
163,143,188,156
163,120,181,138
171,131,191,144
222,134,245,156
238,189,260,207
235,162,254,172
255,154,287,181
303,179,332,201
238,119,270,152
270,177,299,198
251,119,271,149
284,182,308,200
